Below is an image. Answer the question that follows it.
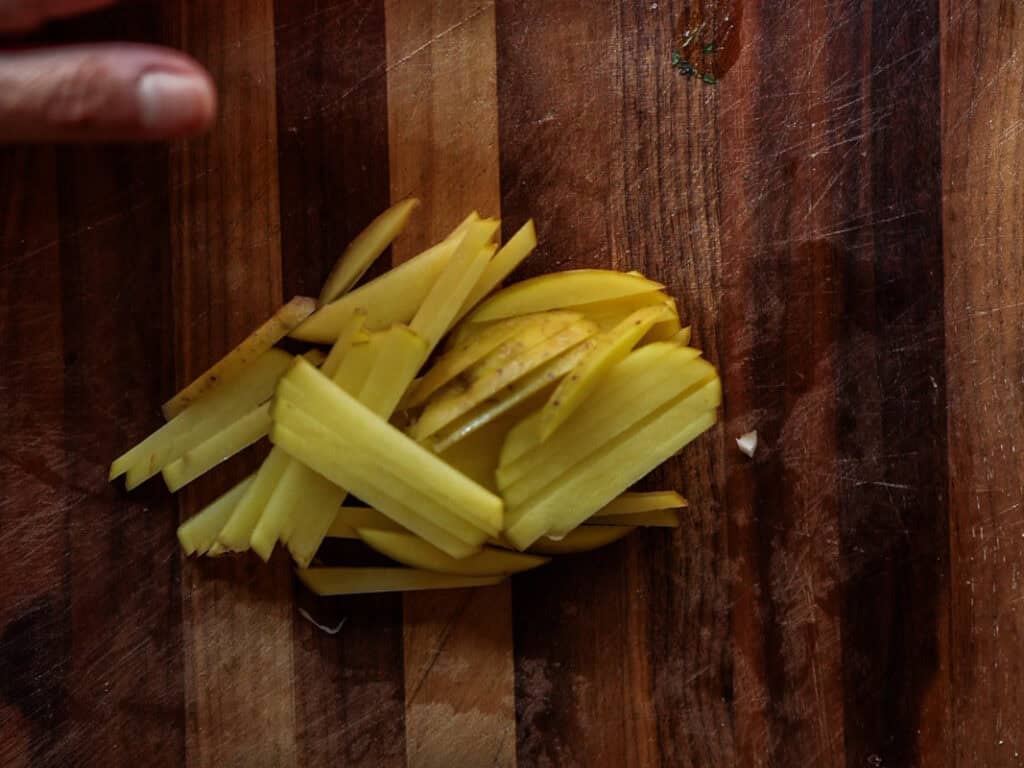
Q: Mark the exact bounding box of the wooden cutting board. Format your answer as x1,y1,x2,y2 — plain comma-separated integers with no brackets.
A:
1,1,1022,766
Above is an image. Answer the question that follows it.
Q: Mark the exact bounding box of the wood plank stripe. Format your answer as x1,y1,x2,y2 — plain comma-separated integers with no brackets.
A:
943,1,1024,763
384,2,515,766
496,2,732,764
273,2,406,765
166,1,297,765
836,3,950,766
0,147,71,768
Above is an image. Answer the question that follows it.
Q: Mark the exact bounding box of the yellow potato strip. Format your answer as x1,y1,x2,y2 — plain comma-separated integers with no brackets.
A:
177,476,255,556
162,296,316,419
357,529,548,577
296,567,501,596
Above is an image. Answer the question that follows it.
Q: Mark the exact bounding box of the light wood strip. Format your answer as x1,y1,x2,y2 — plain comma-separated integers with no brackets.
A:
384,2,515,765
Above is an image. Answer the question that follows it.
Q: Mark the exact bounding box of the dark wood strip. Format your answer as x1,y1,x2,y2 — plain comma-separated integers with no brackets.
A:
384,2,515,764
273,2,406,765
836,2,950,766
0,148,72,767
943,0,1024,763
165,1,298,764
497,2,733,764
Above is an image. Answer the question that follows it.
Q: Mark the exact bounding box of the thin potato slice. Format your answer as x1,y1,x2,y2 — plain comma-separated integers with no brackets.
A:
357,529,548,576
461,313,584,384
498,347,708,493
467,269,664,323
273,388,501,538
297,567,501,596
113,348,292,486
566,291,675,332
216,446,291,551
162,296,316,419
585,509,679,527
318,197,420,305
292,241,455,344
320,309,369,379
251,458,320,559
410,220,499,347
430,340,594,454
437,401,540,491
505,388,720,549
674,327,692,346
161,402,273,493
500,365,718,507
402,316,535,409
527,526,635,555
537,304,672,441
594,490,688,517
357,325,428,415
411,319,598,442
177,476,254,555
456,219,537,321
286,472,349,567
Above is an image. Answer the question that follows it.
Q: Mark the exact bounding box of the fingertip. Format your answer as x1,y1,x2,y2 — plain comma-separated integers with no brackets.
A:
137,69,217,138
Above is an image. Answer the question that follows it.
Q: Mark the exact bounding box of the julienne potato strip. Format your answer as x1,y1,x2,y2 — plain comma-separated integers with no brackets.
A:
271,419,482,559
504,384,720,549
594,490,687,517
296,567,502,596
216,446,292,551
177,477,254,555
356,529,548,577
273,362,503,534
318,197,420,305
247,311,369,561
162,296,317,420
537,304,673,441
290,212,483,344
430,339,595,453
161,402,273,493
455,219,538,322
498,346,707,488
527,526,635,555
411,319,599,442
466,269,665,323
281,222,497,562
111,348,293,487
328,506,405,537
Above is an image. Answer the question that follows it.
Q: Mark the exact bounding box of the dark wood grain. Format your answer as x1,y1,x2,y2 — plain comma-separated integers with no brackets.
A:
496,2,732,766
273,2,407,765
944,0,1024,763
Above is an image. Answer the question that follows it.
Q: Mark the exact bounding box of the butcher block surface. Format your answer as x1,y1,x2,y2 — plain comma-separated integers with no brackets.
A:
1,1,1023,766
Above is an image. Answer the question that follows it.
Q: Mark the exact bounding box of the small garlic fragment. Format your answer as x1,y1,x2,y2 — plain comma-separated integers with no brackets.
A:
298,608,347,635
736,431,758,458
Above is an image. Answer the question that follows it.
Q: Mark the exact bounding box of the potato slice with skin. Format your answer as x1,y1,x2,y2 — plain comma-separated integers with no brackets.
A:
216,446,292,551
162,296,316,419
402,315,539,409
564,291,674,332
273,388,501,538
500,364,719,507
584,509,680,527
505,388,720,549
430,339,594,454
357,529,548,576
467,269,664,323
455,219,538,322
160,401,273,493
112,348,292,485
318,197,420,305
411,319,599,442
593,490,688,517
499,346,706,487
177,476,254,555
297,567,501,596
527,526,635,555
537,304,673,441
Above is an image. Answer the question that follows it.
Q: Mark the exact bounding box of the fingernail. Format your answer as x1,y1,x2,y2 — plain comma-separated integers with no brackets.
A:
137,71,214,134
